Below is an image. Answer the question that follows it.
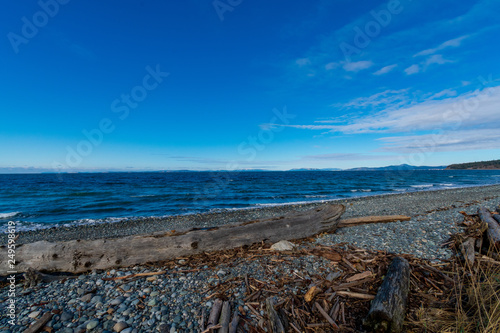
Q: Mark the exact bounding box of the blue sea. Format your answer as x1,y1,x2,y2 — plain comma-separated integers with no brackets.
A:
1,170,499,232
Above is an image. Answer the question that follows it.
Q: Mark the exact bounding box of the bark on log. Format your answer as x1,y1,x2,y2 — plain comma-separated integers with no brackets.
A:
218,301,231,333
363,256,410,333
493,214,500,225
2,203,345,273
265,297,285,333
338,215,410,227
478,207,500,249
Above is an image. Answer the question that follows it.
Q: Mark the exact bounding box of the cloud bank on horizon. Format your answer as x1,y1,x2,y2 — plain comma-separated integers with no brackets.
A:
1,0,499,172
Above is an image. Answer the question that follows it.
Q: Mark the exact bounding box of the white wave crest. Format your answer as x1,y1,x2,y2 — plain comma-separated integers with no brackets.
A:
0,212,20,219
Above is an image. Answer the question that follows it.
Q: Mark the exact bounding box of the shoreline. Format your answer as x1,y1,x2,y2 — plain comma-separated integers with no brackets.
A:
5,183,500,246
2,185,500,332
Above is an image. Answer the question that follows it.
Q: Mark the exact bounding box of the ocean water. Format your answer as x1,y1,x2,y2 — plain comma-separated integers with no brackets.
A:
1,170,499,232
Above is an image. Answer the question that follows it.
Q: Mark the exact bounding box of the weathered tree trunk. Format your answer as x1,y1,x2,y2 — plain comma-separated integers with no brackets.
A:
363,257,410,333
2,204,345,273
478,207,500,249
338,215,410,227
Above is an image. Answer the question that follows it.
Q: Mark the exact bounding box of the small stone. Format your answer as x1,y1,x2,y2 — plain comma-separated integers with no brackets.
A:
157,323,169,333
113,321,128,332
148,298,157,307
121,329,133,333
28,310,41,318
91,296,103,304
87,320,99,330
270,240,296,251
216,270,226,276
60,311,73,322
111,297,125,305
81,293,93,302
146,276,157,282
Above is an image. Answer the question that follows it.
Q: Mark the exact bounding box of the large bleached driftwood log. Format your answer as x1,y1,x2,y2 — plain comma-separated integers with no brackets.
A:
1,203,345,273
363,256,410,333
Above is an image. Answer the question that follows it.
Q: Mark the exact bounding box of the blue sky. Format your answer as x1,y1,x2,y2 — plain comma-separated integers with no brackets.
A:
1,0,499,172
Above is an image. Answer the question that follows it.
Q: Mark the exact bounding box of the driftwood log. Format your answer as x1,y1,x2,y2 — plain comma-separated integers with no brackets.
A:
265,297,285,333
460,237,476,266
218,301,231,333
363,257,410,333
23,268,76,288
338,215,410,227
0,203,344,274
228,310,239,333
208,299,224,329
478,207,500,249
23,312,53,333
493,214,500,225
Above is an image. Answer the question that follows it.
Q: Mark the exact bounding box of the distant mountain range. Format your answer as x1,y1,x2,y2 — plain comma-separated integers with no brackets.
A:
2,161,498,174
345,164,447,171
289,164,446,171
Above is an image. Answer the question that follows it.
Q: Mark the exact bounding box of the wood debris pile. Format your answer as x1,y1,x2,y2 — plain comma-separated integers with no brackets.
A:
165,241,456,332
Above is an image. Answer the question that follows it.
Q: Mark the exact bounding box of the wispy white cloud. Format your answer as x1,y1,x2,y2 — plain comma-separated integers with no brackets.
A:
404,54,454,75
301,153,390,161
332,89,410,110
373,64,398,75
296,58,311,66
342,60,373,72
404,64,420,75
269,84,500,136
325,62,339,70
378,129,500,153
414,35,469,57
425,54,453,66
427,89,457,100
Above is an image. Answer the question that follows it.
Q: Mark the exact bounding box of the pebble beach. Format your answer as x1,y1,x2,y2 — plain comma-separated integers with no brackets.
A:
1,184,500,332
